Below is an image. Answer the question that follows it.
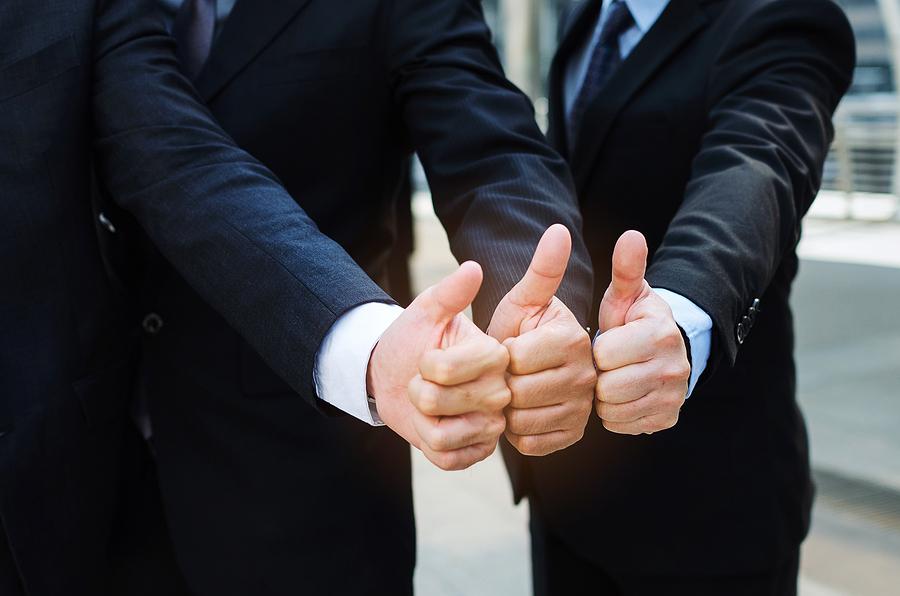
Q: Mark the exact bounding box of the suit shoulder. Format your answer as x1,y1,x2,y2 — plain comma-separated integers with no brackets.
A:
712,0,855,63
715,0,853,35
704,0,855,100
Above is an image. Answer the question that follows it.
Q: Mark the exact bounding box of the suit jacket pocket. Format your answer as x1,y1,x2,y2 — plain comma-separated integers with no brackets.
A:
0,36,80,103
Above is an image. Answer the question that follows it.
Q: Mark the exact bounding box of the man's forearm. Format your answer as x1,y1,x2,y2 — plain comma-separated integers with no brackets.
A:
91,0,390,400
387,0,593,328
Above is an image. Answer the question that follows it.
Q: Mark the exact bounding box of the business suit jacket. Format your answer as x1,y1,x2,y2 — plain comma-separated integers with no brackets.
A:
514,0,855,577
0,1,395,594
108,0,593,594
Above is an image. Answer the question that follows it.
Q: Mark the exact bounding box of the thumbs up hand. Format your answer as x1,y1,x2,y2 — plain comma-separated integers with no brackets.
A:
488,225,596,456
368,261,511,471
594,231,690,435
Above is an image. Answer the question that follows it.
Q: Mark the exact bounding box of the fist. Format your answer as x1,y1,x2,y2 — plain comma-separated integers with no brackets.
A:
488,225,596,456
504,299,595,455
369,261,511,471
594,231,690,435
407,324,511,470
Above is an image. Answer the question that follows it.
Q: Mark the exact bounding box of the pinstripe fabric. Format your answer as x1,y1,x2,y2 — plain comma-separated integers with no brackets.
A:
440,151,593,329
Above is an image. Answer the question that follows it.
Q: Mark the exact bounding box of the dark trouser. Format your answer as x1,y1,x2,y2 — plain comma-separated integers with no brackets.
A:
0,427,190,596
0,516,24,596
108,427,193,596
530,503,800,596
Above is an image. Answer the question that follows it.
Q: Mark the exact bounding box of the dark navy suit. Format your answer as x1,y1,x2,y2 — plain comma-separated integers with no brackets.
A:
512,1,856,594
107,1,594,595
0,1,397,593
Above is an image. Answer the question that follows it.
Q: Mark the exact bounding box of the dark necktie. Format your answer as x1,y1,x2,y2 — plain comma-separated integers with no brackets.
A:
567,0,635,151
172,0,217,80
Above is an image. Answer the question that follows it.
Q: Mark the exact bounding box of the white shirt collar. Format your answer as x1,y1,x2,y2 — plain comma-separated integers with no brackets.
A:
603,0,670,34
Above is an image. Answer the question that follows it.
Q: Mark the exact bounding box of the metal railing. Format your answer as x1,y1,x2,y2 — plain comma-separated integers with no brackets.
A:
823,95,900,219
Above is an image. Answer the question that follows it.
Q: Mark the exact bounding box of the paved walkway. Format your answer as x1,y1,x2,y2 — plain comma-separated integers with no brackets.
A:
409,192,900,595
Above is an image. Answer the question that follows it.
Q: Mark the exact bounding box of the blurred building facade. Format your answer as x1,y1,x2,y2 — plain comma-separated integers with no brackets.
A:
839,0,894,94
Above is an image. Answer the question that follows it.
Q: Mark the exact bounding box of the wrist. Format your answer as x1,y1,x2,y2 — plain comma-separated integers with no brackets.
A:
366,342,380,399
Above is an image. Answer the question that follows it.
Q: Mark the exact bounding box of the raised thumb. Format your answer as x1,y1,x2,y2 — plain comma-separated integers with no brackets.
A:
509,224,572,308
414,261,484,326
488,224,571,341
599,230,648,332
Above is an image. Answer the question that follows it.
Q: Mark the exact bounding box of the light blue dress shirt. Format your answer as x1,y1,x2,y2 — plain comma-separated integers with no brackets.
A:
158,0,237,31
564,0,713,395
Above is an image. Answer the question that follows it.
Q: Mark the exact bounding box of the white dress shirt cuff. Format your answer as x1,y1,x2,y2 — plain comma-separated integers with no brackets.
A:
313,302,404,426
652,288,713,397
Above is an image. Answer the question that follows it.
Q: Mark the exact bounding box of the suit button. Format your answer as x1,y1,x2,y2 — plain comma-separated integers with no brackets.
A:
142,313,164,335
98,212,117,234
748,299,761,322
736,315,752,345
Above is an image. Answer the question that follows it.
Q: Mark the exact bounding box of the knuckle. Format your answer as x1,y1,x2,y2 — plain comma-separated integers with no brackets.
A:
557,326,579,350
517,435,544,456
489,414,507,438
417,384,442,416
435,452,463,471
491,343,511,370
650,326,669,349
494,387,512,410
554,431,579,453
663,390,686,410
592,341,605,367
489,386,513,411
659,327,681,350
506,408,527,434
575,328,593,351
478,441,498,462
428,427,450,452
577,366,599,389
660,361,690,384
484,414,506,439
573,427,586,444
507,350,528,376
430,360,454,385
577,395,594,419
640,417,660,434
606,420,639,436
507,376,528,407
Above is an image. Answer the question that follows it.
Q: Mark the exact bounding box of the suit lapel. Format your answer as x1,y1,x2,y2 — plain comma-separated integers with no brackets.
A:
568,0,708,193
194,0,313,102
547,0,603,155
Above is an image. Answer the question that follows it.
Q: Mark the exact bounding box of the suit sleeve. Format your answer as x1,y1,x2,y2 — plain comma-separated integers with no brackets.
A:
384,0,594,328
644,0,855,365
90,0,393,402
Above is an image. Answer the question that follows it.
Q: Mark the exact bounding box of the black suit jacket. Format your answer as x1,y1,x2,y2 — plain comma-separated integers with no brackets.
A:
117,1,593,594
0,1,396,594
516,0,855,576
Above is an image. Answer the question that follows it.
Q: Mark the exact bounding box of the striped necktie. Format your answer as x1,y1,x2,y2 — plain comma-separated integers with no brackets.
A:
567,0,635,152
172,0,217,80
